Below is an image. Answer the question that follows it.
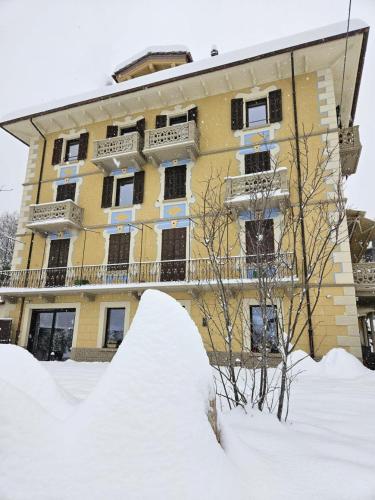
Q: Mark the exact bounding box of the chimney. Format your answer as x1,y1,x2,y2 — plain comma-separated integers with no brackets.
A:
211,45,219,57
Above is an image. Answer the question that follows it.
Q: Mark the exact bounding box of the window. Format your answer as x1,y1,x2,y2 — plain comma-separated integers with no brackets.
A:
246,98,268,127
120,125,138,135
250,305,278,353
64,139,80,162
115,177,134,206
245,151,271,174
56,183,76,202
104,308,125,348
169,114,187,126
164,165,186,200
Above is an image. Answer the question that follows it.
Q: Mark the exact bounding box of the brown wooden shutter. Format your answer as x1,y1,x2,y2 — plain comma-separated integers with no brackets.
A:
52,138,64,165
48,239,70,268
269,89,282,123
187,107,198,123
56,183,76,202
155,115,167,128
164,165,186,200
108,233,130,264
101,176,114,208
136,118,146,137
231,98,244,130
133,171,145,204
77,132,89,160
161,228,186,281
106,125,118,138
245,151,271,174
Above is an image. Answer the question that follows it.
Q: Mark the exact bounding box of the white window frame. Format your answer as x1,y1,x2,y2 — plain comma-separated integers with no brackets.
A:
113,173,135,207
243,96,269,130
97,301,130,348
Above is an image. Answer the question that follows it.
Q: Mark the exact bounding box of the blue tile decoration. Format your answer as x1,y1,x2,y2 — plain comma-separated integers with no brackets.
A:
239,130,276,157
239,208,280,221
50,231,72,240
160,159,189,169
111,166,139,176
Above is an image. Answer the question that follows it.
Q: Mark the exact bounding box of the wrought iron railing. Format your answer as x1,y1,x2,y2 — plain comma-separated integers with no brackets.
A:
225,168,289,201
353,262,375,288
27,200,83,228
0,254,296,290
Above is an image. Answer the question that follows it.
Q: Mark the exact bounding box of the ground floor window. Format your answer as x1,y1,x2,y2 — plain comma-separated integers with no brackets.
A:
250,305,278,353
104,308,125,348
27,309,75,361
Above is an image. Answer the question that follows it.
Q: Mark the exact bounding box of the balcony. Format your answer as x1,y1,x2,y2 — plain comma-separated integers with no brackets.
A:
225,168,289,211
26,200,83,233
339,126,362,176
143,121,199,165
0,254,295,297
91,132,145,172
353,262,375,294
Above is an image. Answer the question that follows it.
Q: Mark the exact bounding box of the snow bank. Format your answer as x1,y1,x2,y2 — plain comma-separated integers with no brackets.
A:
319,347,369,378
0,290,246,500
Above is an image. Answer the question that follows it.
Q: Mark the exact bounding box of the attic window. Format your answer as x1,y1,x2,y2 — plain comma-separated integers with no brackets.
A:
64,139,80,162
246,99,268,127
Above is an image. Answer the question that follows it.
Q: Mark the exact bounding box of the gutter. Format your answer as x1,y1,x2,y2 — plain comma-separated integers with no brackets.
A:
14,118,47,344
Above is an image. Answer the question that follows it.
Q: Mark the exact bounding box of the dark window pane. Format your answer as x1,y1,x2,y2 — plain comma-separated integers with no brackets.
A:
164,165,186,200
65,139,80,162
105,308,125,348
115,177,134,206
246,99,267,127
245,151,271,174
250,305,278,352
120,125,137,135
169,114,187,125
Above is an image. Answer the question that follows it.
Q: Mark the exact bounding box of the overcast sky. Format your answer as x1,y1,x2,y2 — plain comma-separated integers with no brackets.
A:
0,0,374,217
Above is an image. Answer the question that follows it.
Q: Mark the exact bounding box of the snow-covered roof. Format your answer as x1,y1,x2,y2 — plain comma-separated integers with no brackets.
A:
113,45,192,74
0,19,369,125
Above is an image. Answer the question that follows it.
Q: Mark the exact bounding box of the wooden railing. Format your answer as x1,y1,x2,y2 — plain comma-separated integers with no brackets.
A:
0,254,296,290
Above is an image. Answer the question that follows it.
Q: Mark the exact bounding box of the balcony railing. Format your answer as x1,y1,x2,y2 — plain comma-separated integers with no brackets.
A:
143,121,199,165
0,254,296,292
339,126,362,176
353,262,375,291
91,132,145,172
26,200,83,233
225,168,289,210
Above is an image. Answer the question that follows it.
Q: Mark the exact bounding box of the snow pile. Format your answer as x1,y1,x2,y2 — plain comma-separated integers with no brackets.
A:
0,290,246,500
319,347,369,378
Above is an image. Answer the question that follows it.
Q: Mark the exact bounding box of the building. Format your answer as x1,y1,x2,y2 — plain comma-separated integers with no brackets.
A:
0,20,372,363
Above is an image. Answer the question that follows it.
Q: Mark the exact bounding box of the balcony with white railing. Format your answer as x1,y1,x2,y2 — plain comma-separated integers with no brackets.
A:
0,254,296,298
339,126,362,176
353,262,375,294
91,132,146,172
225,167,289,211
143,121,199,165
26,200,83,233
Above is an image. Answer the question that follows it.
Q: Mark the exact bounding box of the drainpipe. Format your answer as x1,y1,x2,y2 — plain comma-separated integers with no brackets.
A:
290,51,315,358
14,118,47,345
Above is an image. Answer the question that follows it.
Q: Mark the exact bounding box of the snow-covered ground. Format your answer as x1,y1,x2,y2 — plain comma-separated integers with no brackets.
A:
1,290,374,499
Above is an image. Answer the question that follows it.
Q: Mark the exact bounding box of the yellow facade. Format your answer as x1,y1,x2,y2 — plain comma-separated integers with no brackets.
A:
0,26,369,362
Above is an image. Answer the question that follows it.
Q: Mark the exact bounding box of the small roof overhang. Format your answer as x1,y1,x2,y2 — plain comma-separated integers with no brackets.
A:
0,19,369,146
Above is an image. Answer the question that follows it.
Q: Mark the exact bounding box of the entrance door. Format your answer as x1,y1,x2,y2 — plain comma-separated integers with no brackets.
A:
28,309,75,361
46,239,70,287
161,228,186,281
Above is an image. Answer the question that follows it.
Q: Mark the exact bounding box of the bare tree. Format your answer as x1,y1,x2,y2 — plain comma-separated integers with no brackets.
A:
192,129,346,421
0,212,18,270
